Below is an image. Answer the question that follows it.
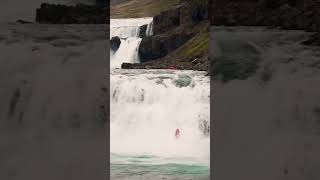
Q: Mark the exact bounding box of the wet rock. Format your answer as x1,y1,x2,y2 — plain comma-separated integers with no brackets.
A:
139,24,148,38
110,36,121,52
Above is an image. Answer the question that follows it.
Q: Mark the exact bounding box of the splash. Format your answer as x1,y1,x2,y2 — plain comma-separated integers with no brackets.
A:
110,69,210,166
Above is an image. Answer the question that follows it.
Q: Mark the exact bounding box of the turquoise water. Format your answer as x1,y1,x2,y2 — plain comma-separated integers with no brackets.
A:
111,153,210,180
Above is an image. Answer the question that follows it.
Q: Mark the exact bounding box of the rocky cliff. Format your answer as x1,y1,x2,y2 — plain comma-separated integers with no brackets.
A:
36,3,108,24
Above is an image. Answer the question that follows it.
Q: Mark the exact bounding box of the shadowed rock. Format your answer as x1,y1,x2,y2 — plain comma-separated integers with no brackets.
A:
36,3,107,24
110,36,121,52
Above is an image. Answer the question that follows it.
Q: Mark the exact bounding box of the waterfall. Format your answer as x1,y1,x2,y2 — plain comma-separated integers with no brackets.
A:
110,69,210,165
110,18,209,175
110,18,153,68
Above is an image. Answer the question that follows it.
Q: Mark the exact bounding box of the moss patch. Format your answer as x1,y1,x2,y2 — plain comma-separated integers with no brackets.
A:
168,22,209,60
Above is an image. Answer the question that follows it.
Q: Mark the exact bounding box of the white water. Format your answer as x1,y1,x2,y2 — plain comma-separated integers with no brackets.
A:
110,18,210,167
110,18,153,68
110,69,210,166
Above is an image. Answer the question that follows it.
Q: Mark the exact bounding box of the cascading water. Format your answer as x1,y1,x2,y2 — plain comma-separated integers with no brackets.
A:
110,18,153,68
110,18,210,180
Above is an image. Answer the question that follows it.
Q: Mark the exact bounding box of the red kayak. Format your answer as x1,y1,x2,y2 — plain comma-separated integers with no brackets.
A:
175,128,180,138
169,66,176,69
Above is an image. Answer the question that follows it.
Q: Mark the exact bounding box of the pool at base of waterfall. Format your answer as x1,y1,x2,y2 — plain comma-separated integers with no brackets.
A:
111,153,209,180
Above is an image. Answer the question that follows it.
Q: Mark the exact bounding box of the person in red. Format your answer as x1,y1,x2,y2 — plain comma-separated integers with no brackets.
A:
175,128,180,138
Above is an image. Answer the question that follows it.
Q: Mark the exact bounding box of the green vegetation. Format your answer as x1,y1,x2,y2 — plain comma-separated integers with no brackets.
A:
168,22,209,61
185,32,209,57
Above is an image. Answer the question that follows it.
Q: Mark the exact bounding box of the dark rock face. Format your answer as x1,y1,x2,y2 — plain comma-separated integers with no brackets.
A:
139,37,163,61
153,7,180,35
210,0,320,33
180,0,209,25
138,32,193,63
139,24,148,38
36,3,107,24
152,0,209,35
110,36,121,52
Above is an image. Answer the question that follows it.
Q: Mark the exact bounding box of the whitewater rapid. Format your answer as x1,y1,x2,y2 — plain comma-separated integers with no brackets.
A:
110,18,210,170
110,69,210,165
110,18,153,68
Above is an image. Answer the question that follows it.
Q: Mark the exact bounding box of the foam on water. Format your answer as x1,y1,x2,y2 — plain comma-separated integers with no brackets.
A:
110,69,210,166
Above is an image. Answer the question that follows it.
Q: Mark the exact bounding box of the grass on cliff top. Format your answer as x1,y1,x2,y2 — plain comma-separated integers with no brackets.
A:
111,0,180,18
184,31,209,57
168,23,209,61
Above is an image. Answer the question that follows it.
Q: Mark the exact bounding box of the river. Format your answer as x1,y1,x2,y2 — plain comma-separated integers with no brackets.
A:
110,18,210,179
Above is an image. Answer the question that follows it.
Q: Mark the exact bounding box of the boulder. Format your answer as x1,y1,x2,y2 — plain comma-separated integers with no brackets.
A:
110,36,121,52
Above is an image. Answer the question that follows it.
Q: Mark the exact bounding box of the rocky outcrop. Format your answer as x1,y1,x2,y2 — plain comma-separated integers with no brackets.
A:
180,0,209,25
110,36,121,52
36,3,107,24
138,30,193,63
139,24,148,38
152,0,209,35
130,0,209,70
153,7,181,35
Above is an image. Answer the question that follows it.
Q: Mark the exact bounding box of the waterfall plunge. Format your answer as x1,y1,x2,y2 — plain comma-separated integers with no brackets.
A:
110,18,153,68
110,69,210,165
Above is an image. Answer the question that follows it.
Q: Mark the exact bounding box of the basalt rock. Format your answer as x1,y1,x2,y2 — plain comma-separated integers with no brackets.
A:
36,3,107,24
110,36,121,52
180,0,209,25
153,7,181,35
138,31,193,63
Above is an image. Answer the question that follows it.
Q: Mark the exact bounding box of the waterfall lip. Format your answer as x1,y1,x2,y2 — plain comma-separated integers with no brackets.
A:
110,17,153,28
